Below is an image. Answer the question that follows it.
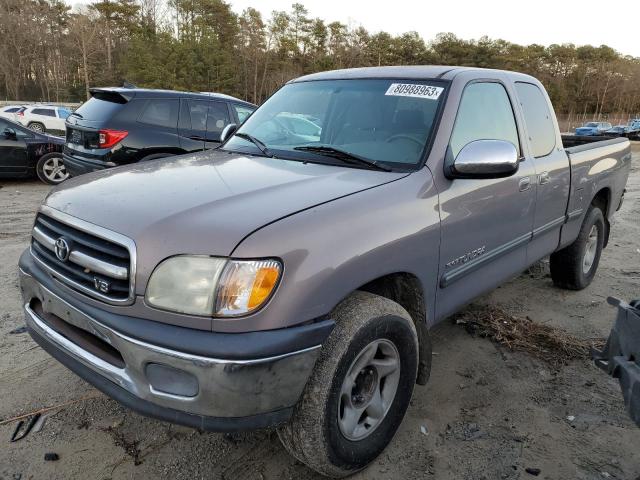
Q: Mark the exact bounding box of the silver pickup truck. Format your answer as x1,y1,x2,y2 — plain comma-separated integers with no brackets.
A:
18,66,631,477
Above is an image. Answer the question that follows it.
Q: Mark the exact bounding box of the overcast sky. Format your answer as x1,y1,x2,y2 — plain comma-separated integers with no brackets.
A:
226,0,640,57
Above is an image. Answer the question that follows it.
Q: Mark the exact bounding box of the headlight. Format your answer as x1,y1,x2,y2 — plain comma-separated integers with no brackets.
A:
145,256,227,316
145,256,282,317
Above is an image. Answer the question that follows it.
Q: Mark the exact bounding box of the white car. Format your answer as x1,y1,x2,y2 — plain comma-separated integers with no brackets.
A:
16,105,71,134
0,105,25,122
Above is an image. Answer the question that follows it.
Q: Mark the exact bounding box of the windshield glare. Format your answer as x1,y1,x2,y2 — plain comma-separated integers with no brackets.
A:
224,79,445,168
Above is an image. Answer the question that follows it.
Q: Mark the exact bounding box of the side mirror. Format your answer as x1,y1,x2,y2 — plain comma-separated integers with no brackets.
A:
220,123,237,143
3,127,16,139
447,139,519,179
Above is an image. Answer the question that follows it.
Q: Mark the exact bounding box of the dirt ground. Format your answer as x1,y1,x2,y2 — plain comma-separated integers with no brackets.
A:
1,146,639,480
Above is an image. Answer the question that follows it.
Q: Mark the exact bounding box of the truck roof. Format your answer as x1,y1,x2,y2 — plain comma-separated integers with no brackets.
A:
291,65,539,83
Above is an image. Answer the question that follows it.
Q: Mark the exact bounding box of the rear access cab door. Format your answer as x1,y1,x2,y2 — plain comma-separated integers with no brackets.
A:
513,81,571,264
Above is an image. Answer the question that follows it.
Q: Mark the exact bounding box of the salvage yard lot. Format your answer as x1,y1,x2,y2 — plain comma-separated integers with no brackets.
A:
1,147,639,480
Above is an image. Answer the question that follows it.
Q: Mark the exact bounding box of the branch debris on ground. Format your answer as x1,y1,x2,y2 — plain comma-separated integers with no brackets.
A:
454,305,605,366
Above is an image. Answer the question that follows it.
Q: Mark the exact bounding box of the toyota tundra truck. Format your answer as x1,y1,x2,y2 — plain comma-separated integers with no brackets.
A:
18,66,631,477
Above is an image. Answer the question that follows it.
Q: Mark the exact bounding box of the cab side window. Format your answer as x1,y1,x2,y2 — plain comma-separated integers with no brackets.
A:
514,82,556,158
450,82,520,158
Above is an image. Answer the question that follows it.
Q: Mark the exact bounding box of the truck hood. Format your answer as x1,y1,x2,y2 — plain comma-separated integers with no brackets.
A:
45,150,407,284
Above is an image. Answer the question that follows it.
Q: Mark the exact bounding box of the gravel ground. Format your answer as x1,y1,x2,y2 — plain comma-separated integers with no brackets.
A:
0,146,639,480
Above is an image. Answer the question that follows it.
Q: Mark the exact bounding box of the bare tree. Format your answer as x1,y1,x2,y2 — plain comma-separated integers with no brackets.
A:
68,8,101,99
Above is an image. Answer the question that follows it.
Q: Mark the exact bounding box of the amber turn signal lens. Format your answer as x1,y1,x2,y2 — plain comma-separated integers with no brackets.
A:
248,266,280,309
215,259,282,316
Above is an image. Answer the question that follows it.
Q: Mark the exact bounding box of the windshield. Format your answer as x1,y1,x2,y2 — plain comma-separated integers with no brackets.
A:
584,122,598,127
224,79,446,168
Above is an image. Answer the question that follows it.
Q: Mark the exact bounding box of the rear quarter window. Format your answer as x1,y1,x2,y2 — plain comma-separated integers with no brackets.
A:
138,99,179,129
514,82,556,158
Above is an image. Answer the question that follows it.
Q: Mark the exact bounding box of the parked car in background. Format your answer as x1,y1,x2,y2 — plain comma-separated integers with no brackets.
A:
16,105,71,135
575,121,612,136
0,105,26,122
253,112,322,143
604,125,630,137
63,88,256,177
626,119,640,139
0,117,67,184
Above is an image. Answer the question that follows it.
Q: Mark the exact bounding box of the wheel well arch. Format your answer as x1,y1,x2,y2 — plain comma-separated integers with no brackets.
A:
591,187,611,247
356,272,432,385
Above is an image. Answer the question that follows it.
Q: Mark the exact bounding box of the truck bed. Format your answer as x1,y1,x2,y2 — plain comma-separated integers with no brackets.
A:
561,134,624,149
559,135,631,248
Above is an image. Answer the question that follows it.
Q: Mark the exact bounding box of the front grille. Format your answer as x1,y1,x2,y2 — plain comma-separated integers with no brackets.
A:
31,213,133,303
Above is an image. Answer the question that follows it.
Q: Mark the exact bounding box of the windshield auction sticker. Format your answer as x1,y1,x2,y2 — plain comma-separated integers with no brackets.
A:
385,83,444,100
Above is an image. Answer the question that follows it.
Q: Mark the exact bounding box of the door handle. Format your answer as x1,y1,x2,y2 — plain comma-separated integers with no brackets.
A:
519,176,531,192
539,171,550,185
188,135,206,141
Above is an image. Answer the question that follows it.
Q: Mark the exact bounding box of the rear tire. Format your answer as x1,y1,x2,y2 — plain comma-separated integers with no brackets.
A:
36,153,69,185
277,291,419,478
28,122,45,133
550,205,605,290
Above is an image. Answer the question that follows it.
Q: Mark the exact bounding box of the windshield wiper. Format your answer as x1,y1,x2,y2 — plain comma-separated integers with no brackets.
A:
234,132,274,158
69,112,83,119
293,146,391,172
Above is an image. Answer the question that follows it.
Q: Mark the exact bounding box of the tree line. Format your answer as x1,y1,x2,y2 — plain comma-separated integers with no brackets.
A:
2,0,640,120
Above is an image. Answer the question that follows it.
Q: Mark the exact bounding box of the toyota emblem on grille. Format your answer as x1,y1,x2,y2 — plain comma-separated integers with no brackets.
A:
54,237,70,262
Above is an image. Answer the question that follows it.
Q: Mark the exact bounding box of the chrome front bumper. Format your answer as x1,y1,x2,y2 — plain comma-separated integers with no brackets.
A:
20,269,321,423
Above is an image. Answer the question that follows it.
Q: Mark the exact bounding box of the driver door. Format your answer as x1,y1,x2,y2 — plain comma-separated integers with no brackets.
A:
0,119,29,175
435,80,537,320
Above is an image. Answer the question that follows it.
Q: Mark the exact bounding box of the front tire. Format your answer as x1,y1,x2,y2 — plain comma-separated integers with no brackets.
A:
550,205,605,290
278,291,419,478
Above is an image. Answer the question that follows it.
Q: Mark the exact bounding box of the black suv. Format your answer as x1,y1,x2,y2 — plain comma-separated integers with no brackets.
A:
63,88,256,176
